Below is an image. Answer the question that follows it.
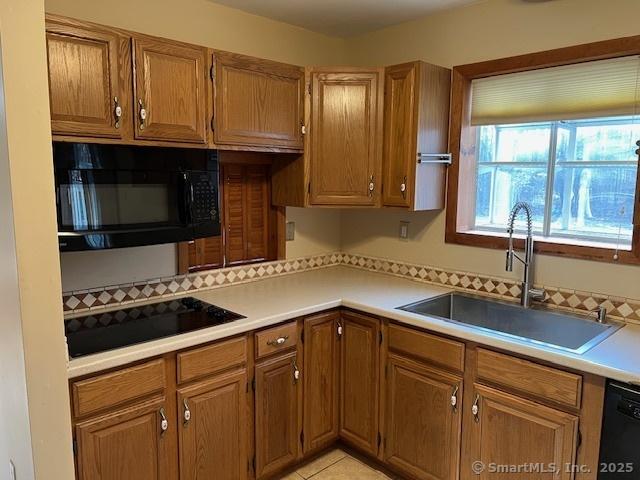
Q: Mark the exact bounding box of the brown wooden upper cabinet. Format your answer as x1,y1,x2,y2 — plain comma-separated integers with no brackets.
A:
309,68,384,206
382,61,451,210
45,16,129,139
132,36,208,143
212,51,304,151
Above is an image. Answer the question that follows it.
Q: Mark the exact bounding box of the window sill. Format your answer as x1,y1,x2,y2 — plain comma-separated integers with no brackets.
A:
445,229,639,265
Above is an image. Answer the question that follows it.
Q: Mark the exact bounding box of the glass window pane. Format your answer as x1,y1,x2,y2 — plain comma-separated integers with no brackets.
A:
550,165,636,244
475,166,547,232
568,117,640,161
495,124,551,163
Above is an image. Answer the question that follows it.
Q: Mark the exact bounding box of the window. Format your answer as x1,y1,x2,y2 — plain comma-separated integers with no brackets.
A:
475,117,639,247
447,37,640,264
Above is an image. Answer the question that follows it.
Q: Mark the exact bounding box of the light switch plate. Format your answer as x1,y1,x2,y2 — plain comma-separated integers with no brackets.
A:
285,222,295,241
9,460,16,480
399,221,410,240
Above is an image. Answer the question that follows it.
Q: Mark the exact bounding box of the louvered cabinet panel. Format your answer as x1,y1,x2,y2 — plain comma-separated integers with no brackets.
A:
246,166,270,261
223,164,248,265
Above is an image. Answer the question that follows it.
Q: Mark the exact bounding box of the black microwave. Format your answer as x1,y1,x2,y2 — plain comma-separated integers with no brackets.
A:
53,143,220,251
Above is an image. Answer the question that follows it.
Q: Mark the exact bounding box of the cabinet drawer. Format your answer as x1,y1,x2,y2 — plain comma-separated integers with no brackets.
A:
177,336,247,384
476,348,583,409
255,321,298,359
388,324,464,373
72,359,165,418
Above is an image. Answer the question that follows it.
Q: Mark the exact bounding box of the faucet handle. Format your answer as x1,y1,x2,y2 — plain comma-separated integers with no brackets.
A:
528,288,545,302
505,249,514,272
594,306,607,323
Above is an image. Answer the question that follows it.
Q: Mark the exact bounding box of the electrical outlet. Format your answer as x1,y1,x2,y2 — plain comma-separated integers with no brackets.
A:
285,222,295,241
399,221,410,240
9,460,16,480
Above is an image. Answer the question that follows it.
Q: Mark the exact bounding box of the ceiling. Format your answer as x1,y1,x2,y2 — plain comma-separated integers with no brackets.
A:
209,0,482,37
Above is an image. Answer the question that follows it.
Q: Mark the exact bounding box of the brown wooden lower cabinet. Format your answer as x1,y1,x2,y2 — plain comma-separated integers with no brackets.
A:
177,368,248,480
339,311,380,456
385,354,463,480
303,311,340,454
75,397,172,480
71,312,603,480
463,383,579,480
254,351,301,479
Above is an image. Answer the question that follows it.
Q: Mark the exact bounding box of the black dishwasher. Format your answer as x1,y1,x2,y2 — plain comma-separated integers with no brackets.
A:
598,381,640,479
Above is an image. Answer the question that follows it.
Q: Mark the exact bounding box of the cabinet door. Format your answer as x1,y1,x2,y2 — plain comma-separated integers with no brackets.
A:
178,369,248,480
223,164,271,266
214,51,304,150
382,62,417,208
255,351,300,479
303,312,340,454
464,384,579,480
385,355,462,480
75,398,172,480
339,311,380,455
182,237,224,272
133,36,207,143
46,19,126,138
309,68,383,206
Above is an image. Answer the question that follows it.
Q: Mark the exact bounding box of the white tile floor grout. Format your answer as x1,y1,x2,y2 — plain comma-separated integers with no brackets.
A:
278,449,393,479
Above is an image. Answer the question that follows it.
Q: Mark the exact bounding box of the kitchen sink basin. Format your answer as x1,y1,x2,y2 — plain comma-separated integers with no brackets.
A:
398,293,622,354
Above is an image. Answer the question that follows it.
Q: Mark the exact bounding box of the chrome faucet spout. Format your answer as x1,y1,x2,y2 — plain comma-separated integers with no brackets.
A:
505,202,544,308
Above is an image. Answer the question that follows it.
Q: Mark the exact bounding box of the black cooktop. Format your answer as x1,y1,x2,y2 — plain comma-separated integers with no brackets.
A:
65,297,245,358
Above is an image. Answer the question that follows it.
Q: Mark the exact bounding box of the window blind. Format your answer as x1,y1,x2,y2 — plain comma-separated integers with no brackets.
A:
470,55,640,126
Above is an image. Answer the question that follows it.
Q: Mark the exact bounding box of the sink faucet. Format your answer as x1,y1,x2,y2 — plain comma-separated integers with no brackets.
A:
505,202,545,308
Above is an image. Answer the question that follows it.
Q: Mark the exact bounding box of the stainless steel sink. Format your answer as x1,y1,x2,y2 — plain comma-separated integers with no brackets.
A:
398,293,622,354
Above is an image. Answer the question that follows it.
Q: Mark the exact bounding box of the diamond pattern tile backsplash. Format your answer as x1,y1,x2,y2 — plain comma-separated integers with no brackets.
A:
62,252,640,325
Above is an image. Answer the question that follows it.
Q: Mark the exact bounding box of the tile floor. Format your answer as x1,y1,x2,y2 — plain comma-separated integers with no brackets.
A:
278,449,394,479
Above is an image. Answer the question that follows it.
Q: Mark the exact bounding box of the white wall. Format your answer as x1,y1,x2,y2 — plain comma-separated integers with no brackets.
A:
59,208,342,291
0,0,75,478
0,42,36,480
341,0,640,300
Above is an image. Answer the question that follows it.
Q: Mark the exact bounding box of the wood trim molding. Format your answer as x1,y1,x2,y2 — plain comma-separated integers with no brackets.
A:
446,35,640,265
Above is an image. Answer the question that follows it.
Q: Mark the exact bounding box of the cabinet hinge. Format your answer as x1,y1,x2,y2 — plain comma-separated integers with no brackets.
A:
301,329,305,344
300,430,304,447
307,182,311,195
72,439,78,456
301,124,307,135
210,64,215,81
577,429,582,451
252,456,256,473
379,330,383,345
377,432,382,448
210,115,215,132
251,378,256,391
307,83,311,95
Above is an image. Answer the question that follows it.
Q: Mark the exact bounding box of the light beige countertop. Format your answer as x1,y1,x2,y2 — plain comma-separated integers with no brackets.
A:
67,266,640,384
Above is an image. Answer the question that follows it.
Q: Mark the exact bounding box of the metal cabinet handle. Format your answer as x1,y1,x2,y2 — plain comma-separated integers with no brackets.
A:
267,335,289,347
400,175,407,199
183,399,191,426
337,321,343,338
113,97,122,128
368,175,375,197
451,385,459,412
472,394,480,423
292,359,300,384
138,99,147,130
159,408,169,434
